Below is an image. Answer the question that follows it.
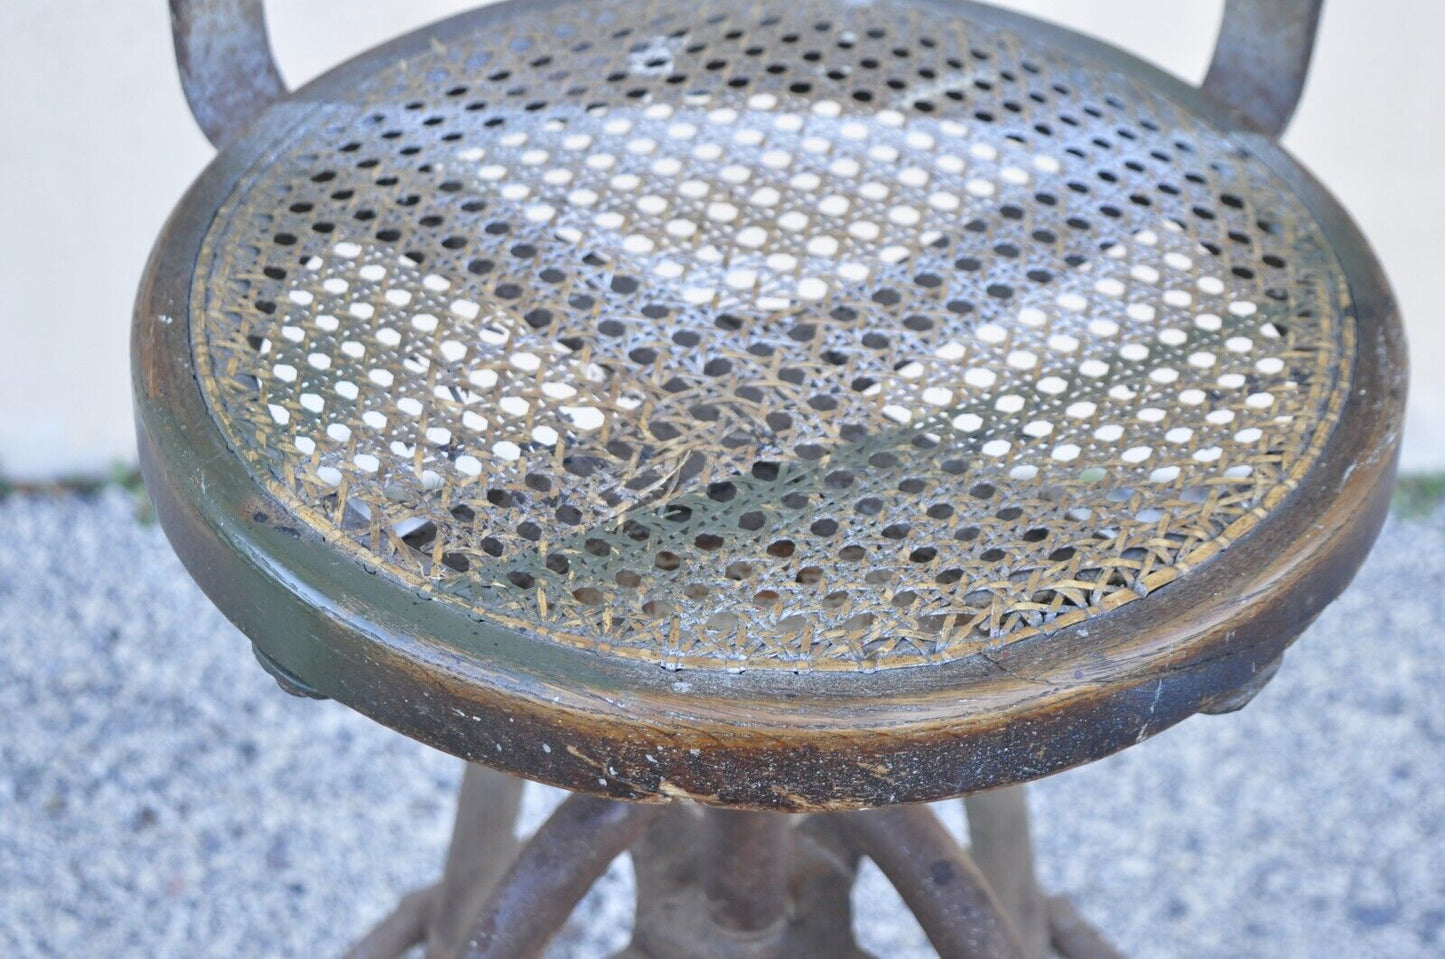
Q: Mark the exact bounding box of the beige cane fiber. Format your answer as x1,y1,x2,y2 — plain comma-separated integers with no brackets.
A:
190,0,1353,671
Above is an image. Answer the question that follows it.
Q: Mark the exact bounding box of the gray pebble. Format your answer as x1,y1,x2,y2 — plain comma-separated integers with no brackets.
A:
1,490,1441,957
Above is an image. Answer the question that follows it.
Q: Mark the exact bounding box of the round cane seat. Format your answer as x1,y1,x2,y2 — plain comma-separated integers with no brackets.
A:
135,0,1404,808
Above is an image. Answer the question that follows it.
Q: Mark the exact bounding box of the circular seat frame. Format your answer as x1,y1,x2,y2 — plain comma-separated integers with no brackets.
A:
137,0,1405,813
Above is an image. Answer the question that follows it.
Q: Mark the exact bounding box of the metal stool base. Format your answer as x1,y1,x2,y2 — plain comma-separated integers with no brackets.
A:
346,767,1119,959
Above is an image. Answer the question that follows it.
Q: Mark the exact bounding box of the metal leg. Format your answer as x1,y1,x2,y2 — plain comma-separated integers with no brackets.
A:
832,806,1027,959
623,808,870,959
343,763,525,959
459,794,663,959
343,884,436,959
702,809,791,933
428,765,526,959
346,774,1124,959
965,788,1050,959
1047,897,1125,959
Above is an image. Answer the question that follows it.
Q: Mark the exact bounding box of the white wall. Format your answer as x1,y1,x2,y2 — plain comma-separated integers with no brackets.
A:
1,1,1438,480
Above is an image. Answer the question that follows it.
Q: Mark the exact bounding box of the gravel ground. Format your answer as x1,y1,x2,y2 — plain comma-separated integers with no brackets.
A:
1,489,1442,958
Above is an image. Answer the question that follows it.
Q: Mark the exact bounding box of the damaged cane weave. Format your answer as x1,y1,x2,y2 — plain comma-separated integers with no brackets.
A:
189,0,1352,671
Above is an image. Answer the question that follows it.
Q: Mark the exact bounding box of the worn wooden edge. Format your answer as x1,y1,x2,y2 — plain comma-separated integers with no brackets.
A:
132,0,1407,809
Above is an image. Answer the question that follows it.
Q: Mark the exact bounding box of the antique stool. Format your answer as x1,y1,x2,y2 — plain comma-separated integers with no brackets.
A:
136,0,1406,955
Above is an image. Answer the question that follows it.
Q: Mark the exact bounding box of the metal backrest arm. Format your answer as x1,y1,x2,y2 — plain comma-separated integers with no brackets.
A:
1202,0,1324,136
168,0,1323,148
170,0,286,148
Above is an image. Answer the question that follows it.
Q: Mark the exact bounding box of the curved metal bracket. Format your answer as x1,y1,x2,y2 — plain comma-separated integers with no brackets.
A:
458,794,661,958
832,805,1028,959
1203,0,1324,136
170,0,287,148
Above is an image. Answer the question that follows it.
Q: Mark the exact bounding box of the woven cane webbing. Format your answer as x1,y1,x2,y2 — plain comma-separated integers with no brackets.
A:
190,0,1352,670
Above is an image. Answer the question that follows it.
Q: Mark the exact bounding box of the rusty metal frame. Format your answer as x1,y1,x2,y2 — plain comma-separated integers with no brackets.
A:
832,805,1028,958
624,806,870,958
456,795,663,958
345,774,1119,959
